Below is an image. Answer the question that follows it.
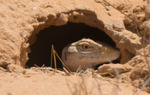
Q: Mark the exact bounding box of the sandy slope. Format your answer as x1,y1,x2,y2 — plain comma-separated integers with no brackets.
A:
0,0,150,95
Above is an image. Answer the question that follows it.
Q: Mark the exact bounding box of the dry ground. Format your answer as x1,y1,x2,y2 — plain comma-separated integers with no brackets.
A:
0,63,149,95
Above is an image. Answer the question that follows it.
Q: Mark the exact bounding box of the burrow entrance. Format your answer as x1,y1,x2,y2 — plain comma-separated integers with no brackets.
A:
26,22,118,68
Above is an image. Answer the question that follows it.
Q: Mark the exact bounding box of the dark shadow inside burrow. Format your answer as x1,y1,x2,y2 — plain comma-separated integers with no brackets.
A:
26,22,117,68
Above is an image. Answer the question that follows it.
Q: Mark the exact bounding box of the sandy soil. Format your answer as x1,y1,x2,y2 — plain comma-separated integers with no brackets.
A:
0,0,150,95
0,63,149,95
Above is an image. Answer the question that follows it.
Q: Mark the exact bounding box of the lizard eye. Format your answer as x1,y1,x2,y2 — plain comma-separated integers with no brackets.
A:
82,44,90,50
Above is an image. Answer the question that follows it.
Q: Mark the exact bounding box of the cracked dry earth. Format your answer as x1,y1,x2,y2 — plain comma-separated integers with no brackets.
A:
0,0,150,95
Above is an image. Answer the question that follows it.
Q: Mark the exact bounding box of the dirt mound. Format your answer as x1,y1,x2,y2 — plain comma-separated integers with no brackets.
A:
0,0,150,95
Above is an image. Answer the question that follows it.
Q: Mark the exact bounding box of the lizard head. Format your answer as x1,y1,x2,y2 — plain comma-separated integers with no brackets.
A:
62,38,120,71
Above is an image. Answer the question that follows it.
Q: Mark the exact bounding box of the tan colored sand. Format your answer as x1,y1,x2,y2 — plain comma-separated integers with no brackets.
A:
0,66,149,95
0,0,150,95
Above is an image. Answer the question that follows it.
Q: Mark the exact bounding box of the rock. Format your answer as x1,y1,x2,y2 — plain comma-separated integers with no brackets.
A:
7,64,26,73
97,64,132,77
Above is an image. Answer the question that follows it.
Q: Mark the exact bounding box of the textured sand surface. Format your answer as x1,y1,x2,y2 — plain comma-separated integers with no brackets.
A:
0,0,150,95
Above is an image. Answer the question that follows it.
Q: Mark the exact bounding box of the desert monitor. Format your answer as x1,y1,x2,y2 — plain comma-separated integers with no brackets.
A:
62,38,120,72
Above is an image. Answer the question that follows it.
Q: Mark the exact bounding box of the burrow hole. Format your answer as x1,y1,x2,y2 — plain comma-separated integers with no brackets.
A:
26,22,119,68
